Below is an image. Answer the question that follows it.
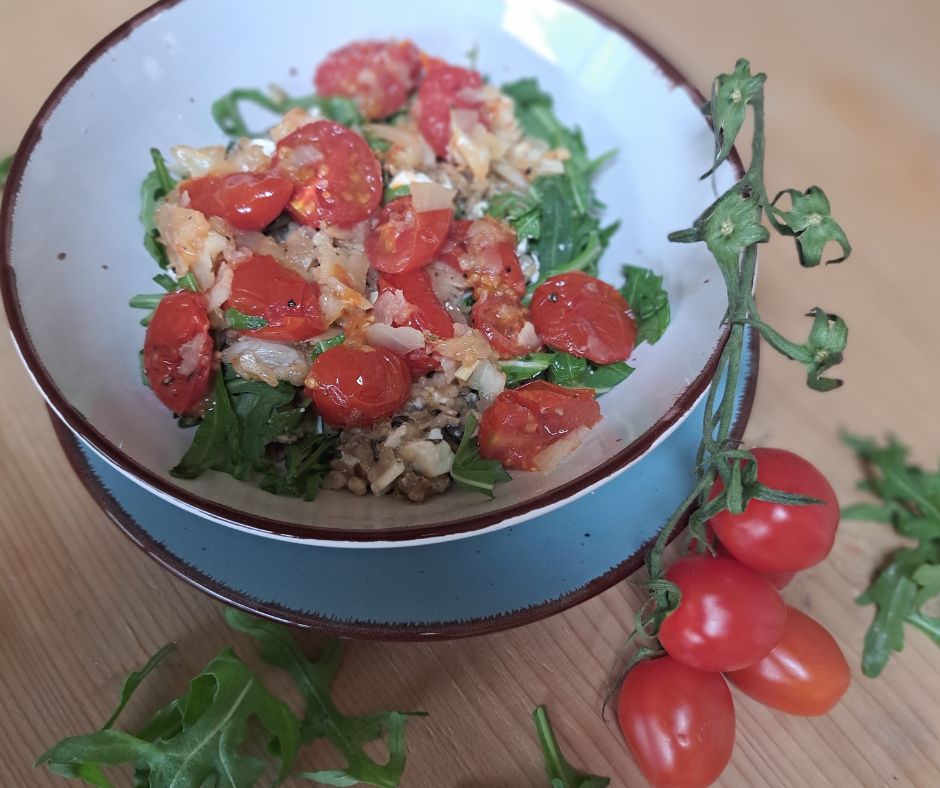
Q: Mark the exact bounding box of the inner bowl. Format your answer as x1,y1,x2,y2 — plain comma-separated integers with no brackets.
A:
1,0,735,545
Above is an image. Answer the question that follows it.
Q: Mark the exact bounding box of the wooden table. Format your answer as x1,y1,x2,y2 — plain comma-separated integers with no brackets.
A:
2,1,939,785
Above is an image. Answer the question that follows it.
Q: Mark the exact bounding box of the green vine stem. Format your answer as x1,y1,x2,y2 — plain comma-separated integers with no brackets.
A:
629,59,852,648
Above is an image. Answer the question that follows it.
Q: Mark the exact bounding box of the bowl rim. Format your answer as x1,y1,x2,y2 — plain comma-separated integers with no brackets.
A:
50,329,756,639
0,0,742,543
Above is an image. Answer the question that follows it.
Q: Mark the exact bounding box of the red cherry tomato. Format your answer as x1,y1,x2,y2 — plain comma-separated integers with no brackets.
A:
471,294,542,358
415,60,485,157
618,657,735,788
366,196,452,274
439,218,526,298
530,272,637,365
224,255,326,342
379,267,454,339
404,348,441,378
314,39,421,120
143,291,213,415
659,555,787,672
726,606,850,716
710,448,840,573
478,381,600,471
274,120,382,228
710,538,796,590
180,172,293,232
305,344,411,427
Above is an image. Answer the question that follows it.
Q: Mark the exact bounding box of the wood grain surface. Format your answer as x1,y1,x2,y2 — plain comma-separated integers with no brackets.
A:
2,1,939,785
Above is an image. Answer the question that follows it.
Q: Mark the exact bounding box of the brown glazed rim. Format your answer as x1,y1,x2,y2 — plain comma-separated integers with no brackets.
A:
1,0,744,543
51,330,756,639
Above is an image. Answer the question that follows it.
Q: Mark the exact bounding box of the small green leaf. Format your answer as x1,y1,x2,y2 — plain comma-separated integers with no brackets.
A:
140,150,176,271
383,184,410,203
619,265,671,346
103,644,175,730
211,87,363,138
772,186,851,266
533,706,610,788
225,308,269,331
311,332,345,359
129,293,165,310
857,562,919,677
450,412,512,497
170,372,239,479
500,353,555,386
702,59,766,177
0,153,13,188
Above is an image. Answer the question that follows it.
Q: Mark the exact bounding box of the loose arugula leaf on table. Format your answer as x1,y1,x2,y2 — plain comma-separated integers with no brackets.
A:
844,434,940,677
0,153,12,188
620,265,670,346
211,88,362,138
450,412,511,497
37,646,300,787
495,78,618,285
533,706,609,788
226,609,424,788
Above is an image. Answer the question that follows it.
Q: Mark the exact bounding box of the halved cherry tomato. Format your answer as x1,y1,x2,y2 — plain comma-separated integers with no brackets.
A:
305,344,411,428
180,172,293,232
366,196,452,274
224,254,326,342
439,218,526,298
471,294,542,358
314,39,421,120
414,60,485,157
618,657,735,788
658,555,787,672
710,448,840,573
727,606,850,716
274,120,382,228
530,272,636,365
143,290,213,415
404,348,441,378
478,381,600,471
378,267,454,339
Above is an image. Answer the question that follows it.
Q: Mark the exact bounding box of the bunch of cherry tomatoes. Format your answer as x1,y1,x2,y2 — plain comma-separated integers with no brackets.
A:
616,448,850,787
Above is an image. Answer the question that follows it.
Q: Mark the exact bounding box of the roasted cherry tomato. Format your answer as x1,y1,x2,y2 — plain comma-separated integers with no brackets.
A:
414,60,485,157
726,606,850,716
305,344,411,428
471,294,542,358
143,290,213,415
658,555,787,672
379,267,454,339
710,448,840,573
180,172,293,232
224,254,326,343
530,272,637,365
478,381,600,471
314,39,421,120
404,348,441,378
275,120,382,228
439,217,526,298
366,196,452,274
618,657,735,788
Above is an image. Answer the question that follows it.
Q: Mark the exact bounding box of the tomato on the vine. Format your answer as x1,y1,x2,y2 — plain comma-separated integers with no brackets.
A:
726,606,850,716
618,656,735,788
710,448,840,573
305,344,411,428
658,555,787,672
143,291,213,415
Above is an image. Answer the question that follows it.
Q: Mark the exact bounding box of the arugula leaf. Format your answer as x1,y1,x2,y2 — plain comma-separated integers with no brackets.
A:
140,149,176,270
496,78,618,284
0,153,12,188
37,646,300,787
226,308,270,331
211,88,362,138
844,434,940,676
620,265,670,346
533,706,609,788
102,644,175,731
500,352,632,394
450,412,511,497
311,332,345,359
171,372,242,480
226,609,424,787
500,353,555,386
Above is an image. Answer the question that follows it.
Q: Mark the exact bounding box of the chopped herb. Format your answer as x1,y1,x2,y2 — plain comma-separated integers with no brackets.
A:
620,264,671,346
152,272,178,292
383,183,411,203
211,87,362,138
450,412,511,497
500,351,633,394
129,292,166,327
311,332,345,359
177,271,200,292
844,435,940,677
225,307,269,331
365,132,392,153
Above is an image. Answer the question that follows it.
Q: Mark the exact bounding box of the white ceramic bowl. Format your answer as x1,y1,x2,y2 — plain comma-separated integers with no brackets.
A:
1,0,736,546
